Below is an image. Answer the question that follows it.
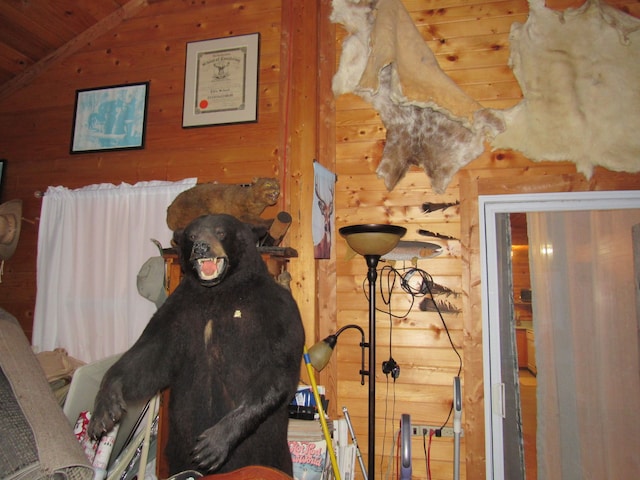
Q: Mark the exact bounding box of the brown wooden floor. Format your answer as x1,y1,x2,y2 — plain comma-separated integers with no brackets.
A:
519,369,537,479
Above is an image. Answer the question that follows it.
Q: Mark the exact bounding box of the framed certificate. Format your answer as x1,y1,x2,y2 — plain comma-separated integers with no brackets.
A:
182,33,260,127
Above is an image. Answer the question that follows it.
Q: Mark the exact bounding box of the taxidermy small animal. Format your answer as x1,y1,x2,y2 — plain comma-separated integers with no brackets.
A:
167,178,280,231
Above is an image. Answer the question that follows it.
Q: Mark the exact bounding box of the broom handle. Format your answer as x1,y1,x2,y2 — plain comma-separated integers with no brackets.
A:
303,348,341,480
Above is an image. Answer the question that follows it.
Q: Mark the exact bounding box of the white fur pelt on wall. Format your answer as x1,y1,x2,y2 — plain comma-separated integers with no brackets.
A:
331,0,504,193
490,0,640,177
332,0,640,191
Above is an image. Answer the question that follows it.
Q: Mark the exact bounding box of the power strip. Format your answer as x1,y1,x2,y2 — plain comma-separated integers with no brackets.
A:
411,425,463,438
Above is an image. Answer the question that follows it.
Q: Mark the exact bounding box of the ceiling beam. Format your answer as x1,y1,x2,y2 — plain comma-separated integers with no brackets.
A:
0,0,149,102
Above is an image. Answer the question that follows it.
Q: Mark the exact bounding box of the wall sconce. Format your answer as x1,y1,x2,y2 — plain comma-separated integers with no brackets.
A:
337,223,406,479
307,324,369,385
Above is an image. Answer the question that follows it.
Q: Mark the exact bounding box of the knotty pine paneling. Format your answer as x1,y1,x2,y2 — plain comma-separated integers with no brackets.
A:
0,0,289,338
1,1,639,480
333,1,640,480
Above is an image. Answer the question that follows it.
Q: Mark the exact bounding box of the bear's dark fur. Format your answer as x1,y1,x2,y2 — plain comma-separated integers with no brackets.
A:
88,214,305,475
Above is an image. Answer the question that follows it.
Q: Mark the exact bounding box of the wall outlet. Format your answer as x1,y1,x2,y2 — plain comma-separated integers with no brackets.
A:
410,425,462,438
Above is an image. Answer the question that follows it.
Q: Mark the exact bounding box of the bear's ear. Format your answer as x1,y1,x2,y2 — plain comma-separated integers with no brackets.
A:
172,229,184,248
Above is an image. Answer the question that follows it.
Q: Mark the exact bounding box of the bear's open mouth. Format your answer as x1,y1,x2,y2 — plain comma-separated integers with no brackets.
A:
194,256,228,284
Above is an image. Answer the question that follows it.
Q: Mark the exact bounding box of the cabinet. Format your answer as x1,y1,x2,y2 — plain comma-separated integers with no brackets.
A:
156,247,296,479
516,328,528,368
526,329,536,375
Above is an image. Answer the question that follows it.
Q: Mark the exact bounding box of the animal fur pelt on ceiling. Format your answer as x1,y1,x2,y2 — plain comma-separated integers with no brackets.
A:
331,0,505,193
490,0,640,178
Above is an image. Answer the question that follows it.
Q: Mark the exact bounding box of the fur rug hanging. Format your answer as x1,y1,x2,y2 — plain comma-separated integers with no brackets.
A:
331,0,504,193
332,0,640,192
490,0,640,178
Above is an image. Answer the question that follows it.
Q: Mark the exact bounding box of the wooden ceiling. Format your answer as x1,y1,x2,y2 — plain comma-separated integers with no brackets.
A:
0,0,150,100
0,0,636,101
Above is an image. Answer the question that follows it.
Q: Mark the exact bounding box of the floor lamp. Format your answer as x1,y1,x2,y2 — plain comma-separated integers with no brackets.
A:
336,224,406,479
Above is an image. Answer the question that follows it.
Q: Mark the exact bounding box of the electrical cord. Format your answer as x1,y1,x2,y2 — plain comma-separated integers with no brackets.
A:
381,374,397,480
422,276,463,377
421,270,463,431
424,429,434,480
363,263,462,373
362,262,464,436
381,267,400,381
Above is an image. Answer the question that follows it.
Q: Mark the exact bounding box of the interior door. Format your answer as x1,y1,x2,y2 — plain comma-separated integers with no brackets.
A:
495,213,525,479
479,191,640,480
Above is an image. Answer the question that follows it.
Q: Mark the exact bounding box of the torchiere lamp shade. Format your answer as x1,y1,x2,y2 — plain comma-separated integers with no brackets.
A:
339,224,407,256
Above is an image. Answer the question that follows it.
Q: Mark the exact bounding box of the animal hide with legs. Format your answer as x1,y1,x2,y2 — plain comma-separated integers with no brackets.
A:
332,0,640,190
331,0,504,193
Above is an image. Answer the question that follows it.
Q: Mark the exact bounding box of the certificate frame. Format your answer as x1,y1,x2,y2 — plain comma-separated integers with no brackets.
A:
70,82,149,154
182,33,260,128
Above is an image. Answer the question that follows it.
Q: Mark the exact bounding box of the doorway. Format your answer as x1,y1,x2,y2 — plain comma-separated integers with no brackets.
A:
509,212,536,479
479,191,640,479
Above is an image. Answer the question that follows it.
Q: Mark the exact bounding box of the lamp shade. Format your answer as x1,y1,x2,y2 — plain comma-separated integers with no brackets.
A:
339,224,406,256
307,335,338,370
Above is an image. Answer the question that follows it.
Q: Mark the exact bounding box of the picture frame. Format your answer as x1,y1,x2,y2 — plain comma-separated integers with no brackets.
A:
70,82,149,154
182,33,260,128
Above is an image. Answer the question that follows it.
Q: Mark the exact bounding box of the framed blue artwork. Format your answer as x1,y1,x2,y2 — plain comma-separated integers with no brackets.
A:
70,82,149,153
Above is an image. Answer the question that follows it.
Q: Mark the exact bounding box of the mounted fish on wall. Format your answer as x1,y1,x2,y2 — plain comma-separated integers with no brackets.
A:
380,240,442,262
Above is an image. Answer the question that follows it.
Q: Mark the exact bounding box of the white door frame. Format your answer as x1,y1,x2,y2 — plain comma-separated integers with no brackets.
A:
478,190,640,480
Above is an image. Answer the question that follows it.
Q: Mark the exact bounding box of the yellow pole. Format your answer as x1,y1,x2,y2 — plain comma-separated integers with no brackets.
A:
303,347,341,480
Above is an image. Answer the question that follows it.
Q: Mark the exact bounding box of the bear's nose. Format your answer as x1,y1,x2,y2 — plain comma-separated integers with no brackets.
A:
192,241,210,256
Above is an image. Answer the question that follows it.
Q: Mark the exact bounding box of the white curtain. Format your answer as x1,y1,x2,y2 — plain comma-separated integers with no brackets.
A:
33,178,197,363
527,209,640,479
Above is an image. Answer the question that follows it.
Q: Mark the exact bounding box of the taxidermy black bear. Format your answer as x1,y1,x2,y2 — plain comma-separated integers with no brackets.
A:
88,214,305,475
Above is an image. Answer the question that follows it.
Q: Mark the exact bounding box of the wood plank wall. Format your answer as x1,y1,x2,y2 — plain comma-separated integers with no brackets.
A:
0,0,293,338
332,1,640,480
0,1,639,480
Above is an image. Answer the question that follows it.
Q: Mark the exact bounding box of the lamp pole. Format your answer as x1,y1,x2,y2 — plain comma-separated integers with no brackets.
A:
338,223,406,480
366,254,380,480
